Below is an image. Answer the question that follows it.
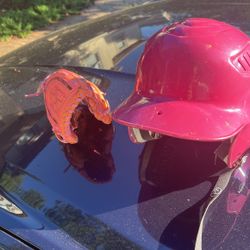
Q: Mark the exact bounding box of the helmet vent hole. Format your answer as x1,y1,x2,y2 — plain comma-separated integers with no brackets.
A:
232,49,250,73
238,59,246,71
157,111,163,115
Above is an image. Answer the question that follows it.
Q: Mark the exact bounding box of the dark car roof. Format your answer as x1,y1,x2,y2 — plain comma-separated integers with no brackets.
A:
1,1,250,249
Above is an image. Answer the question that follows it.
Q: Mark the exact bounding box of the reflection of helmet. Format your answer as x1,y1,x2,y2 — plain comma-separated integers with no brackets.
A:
137,137,225,249
113,18,250,167
63,105,115,184
195,152,250,250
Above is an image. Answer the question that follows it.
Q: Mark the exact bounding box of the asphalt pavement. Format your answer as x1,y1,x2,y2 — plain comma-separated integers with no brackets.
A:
0,0,155,58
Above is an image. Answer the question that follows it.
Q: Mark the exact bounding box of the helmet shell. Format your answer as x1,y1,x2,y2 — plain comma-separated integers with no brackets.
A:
113,18,250,142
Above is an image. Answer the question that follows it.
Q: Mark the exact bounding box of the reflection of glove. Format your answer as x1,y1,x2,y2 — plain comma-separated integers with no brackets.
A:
63,104,115,183
63,143,115,184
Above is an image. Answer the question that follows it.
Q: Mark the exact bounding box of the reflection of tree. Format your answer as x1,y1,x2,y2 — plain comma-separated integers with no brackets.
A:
0,171,23,194
0,170,45,210
20,189,45,210
44,201,141,250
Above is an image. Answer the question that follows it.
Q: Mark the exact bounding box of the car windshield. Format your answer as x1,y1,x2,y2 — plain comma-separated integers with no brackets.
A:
0,1,250,249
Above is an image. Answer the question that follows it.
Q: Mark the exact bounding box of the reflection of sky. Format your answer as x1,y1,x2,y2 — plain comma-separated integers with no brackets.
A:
116,43,145,74
116,24,165,74
22,124,143,215
140,25,165,39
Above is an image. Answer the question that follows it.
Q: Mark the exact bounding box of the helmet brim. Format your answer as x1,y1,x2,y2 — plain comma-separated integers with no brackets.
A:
112,93,246,142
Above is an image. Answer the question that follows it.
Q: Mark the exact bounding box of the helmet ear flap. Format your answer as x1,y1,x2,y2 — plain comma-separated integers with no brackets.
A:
228,124,250,168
